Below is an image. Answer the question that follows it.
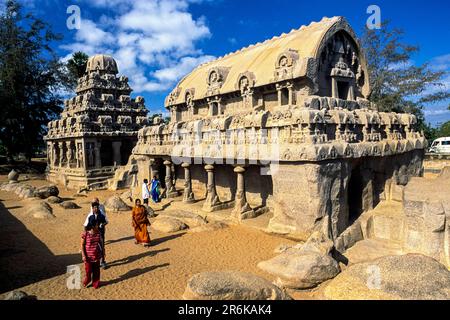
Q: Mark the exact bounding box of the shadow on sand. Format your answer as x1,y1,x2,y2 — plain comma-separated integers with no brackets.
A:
0,202,80,294
107,248,169,268
103,263,170,286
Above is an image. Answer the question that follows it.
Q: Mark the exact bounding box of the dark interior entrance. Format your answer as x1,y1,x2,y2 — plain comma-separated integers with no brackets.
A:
337,81,350,100
100,141,113,167
348,165,364,224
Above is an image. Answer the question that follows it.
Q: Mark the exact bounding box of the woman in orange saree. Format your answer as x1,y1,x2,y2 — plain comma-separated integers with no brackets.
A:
132,199,151,246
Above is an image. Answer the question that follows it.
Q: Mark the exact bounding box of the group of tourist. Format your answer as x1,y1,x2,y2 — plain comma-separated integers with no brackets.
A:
80,177,162,289
142,176,162,204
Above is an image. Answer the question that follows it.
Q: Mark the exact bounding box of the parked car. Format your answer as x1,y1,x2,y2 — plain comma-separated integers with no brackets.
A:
429,137,450,153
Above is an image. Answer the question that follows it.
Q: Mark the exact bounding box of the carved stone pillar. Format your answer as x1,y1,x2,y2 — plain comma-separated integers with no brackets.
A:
164,160,179,198
52,142,58,167
47,143,53,168
182,162,195,203
76,142,84,168
331,78,339,99
66,141,73,168
149,158,159,180
202,164,221,211
232,166,255,220
287,83,294,105
94,141,102,168
348,82,355,101
112,141,122,166
58,142,64,167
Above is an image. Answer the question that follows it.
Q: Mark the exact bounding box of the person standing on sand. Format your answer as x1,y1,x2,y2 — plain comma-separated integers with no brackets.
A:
81,219,104,289
131,199,151,247
142,179,150,205
150,176,161,203
84,200,108,269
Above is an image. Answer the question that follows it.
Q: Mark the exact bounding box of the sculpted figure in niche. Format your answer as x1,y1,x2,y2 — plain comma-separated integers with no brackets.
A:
209,71,219,84
239,76,251,95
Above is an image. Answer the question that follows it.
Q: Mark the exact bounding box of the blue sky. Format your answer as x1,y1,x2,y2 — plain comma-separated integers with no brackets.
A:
10,0,450,126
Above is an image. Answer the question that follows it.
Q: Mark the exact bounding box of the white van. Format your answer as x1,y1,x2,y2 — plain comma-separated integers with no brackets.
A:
429,137,450,154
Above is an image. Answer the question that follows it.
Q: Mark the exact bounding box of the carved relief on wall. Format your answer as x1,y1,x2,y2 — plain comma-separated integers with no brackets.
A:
166,87,182,106
273,49,299,81
235,71,256,95
206,67,230,96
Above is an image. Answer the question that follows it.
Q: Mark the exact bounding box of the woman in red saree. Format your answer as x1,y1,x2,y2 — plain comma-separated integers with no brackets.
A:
132,199,151,246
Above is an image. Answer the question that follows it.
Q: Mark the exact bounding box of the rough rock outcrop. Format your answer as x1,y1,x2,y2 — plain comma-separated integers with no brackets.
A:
104,195,131,212
34,185,59,199
14,184,36,199
323,254,450,300
183,271,291,300
152,217,187,233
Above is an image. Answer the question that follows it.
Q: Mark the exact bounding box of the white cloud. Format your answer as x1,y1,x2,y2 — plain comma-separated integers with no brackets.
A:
62,0,214,95
153,55,215,82
429,53,450,71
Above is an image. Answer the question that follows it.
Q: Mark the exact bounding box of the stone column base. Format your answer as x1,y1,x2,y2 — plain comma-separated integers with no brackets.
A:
202,199,234,213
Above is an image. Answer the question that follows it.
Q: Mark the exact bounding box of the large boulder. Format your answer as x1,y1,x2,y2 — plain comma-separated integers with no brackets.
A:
323,254,450,300
158,210,207,228
8,169,19,182
183,271,291,300
4,290,29,300
34,185,59,199
104,195,131,212
60,201,81,209
26,201,55,219
152,217,187,233
258,249,340,289
258,228,340,289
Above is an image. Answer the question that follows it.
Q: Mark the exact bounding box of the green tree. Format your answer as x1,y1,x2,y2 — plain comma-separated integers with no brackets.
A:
437,121,450,138
66,51,89,88
361,21,450,139
0,0,68,162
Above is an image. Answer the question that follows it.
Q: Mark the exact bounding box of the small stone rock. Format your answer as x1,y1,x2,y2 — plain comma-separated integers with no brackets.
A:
183,271,291,300
8,169,19,182
188,222,228,233
34,185,59,199
47,196,63,204
152,217,187,233
158,210,207,228
104,195,131,212
60,201,81,209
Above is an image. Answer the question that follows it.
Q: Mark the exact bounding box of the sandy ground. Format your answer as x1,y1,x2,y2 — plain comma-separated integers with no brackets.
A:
0,175,318,300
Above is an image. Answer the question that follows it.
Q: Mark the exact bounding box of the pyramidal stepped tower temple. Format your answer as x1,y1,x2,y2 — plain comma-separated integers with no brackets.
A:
45,54,149,190
112,16,425,241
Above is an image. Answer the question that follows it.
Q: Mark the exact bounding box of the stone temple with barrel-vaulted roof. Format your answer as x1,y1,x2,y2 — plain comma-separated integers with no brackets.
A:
44,54,149,190
109,16,426,242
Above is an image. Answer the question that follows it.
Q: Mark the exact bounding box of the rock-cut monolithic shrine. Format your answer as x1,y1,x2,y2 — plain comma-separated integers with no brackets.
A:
48,17,432,254
45,55,149,190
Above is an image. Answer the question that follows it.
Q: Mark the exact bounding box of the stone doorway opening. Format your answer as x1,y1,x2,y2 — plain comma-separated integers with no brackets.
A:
348,165,364,224
100,141,113,167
